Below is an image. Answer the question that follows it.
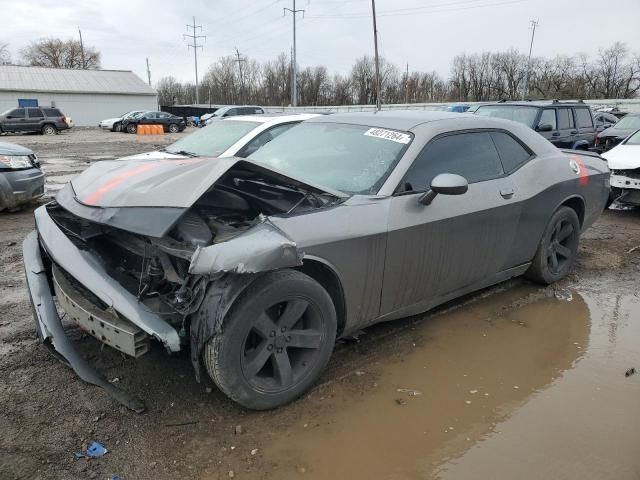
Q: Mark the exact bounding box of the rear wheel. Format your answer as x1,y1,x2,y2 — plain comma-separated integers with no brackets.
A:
168,123,179,133
203,270,337,410
126,123,137,134
525,206,580,285
41,124,57,135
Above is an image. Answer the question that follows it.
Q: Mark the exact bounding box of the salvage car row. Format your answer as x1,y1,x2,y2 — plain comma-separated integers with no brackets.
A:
21,110,613,412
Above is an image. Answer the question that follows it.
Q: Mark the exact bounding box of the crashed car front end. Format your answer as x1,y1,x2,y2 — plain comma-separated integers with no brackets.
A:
22,157,343,411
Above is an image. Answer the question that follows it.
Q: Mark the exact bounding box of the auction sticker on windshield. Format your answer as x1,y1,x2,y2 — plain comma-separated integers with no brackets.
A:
364,128,411,144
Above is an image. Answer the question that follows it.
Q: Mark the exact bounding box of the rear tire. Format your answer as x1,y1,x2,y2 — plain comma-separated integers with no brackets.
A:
203,270,337,410
525,206,580,285
126,124,137,134
41,124,57,135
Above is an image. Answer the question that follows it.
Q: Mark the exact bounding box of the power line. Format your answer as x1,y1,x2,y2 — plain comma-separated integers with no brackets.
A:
284,1,305,107
184,16,206,104
306,0,527,19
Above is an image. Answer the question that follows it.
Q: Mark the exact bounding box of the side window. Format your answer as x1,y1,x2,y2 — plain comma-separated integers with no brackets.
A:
43,108,61,117
157,112,170,119
236,123,296,158
557,108,574,129
538,109,557,130
401,132,504,192
575,108,593,128
27,109,44,118
226,108,238,117
9,109,25,118
490,132,533,173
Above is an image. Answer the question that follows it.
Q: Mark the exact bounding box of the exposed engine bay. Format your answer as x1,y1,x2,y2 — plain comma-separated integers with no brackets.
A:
47,163,342,324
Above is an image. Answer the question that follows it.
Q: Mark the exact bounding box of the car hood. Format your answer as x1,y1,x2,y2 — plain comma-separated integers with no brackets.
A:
100,117,121,123
0,141,33,155
599,126,636,138
120,150,188,161
602,144,640,170
69,156,345,209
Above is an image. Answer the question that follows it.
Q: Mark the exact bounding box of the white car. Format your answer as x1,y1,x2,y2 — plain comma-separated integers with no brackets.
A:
602,128,640,206
123,113,319,161
99,110,145,132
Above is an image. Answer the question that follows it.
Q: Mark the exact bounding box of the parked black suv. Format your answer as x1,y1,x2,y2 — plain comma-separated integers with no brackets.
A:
121,111,186,134
472,100,596,150
0,107,71,135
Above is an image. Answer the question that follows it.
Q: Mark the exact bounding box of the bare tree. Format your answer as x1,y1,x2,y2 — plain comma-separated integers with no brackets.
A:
0,43,10,64
21,38,100,69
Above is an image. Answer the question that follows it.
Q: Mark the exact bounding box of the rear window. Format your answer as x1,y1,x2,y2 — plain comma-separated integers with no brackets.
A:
27,109,44,118
575,108,593,128
490,131,532,173
474,105,538,128
43,108,62,117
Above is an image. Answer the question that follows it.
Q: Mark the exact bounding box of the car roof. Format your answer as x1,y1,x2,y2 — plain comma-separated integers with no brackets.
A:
305,110,471,131
223,113,320,124
475,101,590,108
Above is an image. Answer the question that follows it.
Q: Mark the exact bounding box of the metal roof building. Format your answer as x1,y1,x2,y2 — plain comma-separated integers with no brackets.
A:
0,65,158,126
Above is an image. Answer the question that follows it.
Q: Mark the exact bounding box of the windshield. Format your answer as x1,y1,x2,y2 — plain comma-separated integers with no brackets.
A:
248,123,412,194
165,119,260,156
475,105,539,127
615,115,640,130
624,129,640,145
212,108,228,117
123,111,141,119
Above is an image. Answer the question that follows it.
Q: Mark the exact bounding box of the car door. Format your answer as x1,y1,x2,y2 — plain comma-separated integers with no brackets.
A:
536,108,557,144
25,108,44,132
156,112,171,127
4,108,26,132
380,130,521,317
556,107,576,148
139,112,156,125
573,107,595,147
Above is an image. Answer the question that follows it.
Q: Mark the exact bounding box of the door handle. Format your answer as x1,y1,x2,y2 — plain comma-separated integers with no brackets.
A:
570,130,578,135
552,132,560,137
500,188,515,199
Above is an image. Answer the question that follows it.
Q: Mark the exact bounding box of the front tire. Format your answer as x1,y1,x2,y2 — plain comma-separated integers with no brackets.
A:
525,206,580,285
203,270,337,410
126,123,137,134
168,123,179,133
112,122,122,132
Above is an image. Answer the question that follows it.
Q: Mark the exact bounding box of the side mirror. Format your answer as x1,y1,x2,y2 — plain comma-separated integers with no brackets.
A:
536,123,553,132
418,173,468,205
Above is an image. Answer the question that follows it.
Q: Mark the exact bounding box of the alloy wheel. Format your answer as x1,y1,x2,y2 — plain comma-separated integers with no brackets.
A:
241,298,325,393
547,219,575,274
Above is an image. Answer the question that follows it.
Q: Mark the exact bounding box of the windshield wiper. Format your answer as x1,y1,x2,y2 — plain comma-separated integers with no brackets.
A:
164,149,198,157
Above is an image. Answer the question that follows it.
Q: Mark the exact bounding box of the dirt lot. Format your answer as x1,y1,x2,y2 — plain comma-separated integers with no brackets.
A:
1,129,639,480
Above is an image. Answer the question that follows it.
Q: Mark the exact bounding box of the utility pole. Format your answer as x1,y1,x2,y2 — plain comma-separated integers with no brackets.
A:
522,19,538,100
405,62,409,104
284,1,304,107
234,48,247,104
371,0,381,111
184,16,205,104
78,28,86,69
146,57,151,86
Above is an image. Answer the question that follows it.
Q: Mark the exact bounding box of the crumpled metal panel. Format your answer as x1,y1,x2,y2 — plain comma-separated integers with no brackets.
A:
189,220,303,275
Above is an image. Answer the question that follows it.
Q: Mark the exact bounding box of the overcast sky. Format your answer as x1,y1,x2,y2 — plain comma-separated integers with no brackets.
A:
2,0,640,84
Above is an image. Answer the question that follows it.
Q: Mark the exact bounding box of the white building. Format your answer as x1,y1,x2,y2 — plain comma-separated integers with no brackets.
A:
0,65,157,126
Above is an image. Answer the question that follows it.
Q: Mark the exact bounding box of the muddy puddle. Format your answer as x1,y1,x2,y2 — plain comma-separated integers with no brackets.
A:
259,286,640,480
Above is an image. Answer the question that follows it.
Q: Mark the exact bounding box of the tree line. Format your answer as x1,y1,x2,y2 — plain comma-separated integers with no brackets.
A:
157,42,639,106
2,38,638,105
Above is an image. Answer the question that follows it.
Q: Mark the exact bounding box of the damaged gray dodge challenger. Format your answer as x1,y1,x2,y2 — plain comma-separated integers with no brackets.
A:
23,111,609,411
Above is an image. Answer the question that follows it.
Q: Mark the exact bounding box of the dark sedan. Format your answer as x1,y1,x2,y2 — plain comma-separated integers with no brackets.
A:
121,111,186,134
0,141,44,211
23,112,609,411
594,113,640,152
